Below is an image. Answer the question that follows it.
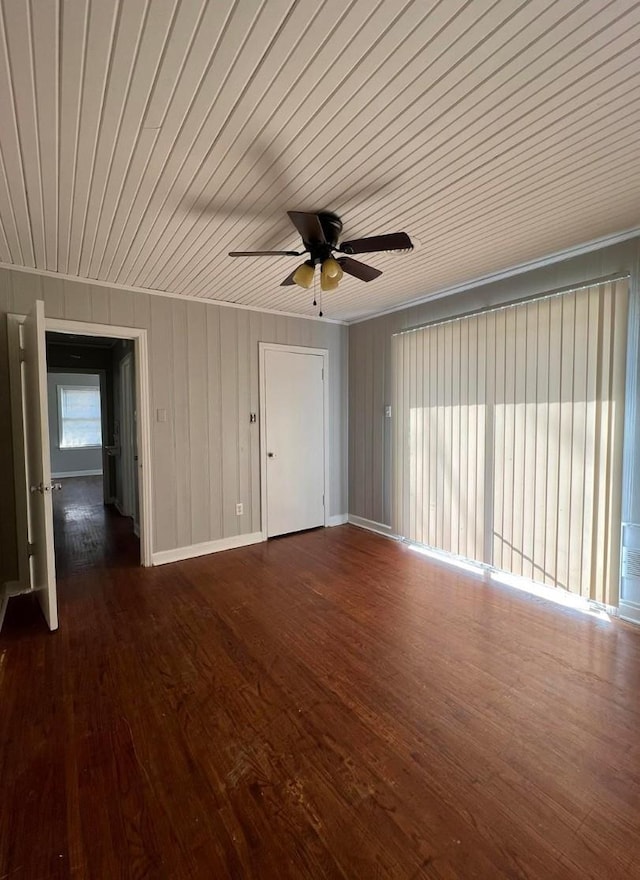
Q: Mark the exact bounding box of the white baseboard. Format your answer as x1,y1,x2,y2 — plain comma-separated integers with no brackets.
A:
348,514,398,539
152,531,264,566
327,514,348,527
52,468,103,478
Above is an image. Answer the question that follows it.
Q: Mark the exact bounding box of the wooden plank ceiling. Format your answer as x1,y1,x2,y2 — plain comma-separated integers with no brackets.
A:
0,0,639,322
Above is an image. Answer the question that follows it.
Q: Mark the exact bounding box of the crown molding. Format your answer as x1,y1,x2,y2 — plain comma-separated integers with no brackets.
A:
0,262,348,326
3,223,638,328
347,225,640,325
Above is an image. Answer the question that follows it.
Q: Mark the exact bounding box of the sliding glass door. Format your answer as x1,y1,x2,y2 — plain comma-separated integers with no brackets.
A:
393,280,628,606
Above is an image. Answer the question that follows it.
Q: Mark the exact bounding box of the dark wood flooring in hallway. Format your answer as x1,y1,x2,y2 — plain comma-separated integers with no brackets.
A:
1,501,640,878
52,475,139,578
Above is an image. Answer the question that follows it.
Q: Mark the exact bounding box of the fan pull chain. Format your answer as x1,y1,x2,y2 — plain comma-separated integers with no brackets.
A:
312,271,323,316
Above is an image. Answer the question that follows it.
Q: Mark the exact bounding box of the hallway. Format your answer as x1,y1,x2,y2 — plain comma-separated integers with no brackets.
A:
52,475,139,578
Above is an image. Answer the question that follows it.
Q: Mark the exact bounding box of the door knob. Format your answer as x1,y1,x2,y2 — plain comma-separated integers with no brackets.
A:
30,482,62,493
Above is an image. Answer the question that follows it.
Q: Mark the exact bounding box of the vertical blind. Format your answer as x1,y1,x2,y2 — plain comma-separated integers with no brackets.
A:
393,280,628,605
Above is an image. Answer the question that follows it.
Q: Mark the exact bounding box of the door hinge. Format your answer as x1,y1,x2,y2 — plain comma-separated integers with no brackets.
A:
322,494,325,506
27,541,35,557
321,367,324,380
19,347,26,363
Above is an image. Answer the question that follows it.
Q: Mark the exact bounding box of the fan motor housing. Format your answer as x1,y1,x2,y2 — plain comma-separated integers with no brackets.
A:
305,212,344,264
318,212,343,248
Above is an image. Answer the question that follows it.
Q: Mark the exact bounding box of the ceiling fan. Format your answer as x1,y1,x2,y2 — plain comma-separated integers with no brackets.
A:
228,211,413,292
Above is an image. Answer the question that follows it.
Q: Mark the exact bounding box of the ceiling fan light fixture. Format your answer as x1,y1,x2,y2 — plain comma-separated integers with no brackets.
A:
322,256,342,279
320,273,340,292
292,261,315,289
231,211,412,292
320,256,343,291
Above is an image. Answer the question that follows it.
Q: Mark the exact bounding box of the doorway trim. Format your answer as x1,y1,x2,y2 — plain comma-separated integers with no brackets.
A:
258,342,330,541
46,318,153,566
9,314,153,568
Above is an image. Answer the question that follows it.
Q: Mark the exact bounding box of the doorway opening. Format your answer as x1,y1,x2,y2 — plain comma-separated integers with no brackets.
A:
46,332,140,576
3,306,153,633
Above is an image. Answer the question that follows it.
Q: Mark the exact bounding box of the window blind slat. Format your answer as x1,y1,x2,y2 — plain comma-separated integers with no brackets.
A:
533,300,550,585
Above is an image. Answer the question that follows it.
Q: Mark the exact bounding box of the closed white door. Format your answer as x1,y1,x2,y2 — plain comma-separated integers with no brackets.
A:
264,348,325,537
21,301,58,630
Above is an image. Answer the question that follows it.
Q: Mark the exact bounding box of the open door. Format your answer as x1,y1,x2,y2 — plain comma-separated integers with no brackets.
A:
21,301,58,630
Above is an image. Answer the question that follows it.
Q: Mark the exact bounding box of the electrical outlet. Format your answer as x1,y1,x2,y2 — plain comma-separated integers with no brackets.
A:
236,502,243,516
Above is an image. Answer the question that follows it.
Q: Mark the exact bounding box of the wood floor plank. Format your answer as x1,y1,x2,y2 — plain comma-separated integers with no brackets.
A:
2,477,640,878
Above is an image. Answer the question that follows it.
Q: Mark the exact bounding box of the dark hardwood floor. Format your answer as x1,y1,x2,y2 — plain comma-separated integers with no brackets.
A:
52,475,140,576
2,489,640,878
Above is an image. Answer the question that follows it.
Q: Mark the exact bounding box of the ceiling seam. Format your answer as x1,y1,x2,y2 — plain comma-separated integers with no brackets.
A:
94,0,209,278
0,0,35,265
99,0,234,281
110,0,266,285
81,0,154,278
25,0,48,268
123,0,278,287
68,0,122,276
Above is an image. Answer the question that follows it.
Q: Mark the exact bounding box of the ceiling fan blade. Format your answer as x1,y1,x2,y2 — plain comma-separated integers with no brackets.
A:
339,232,412,254
229,250,302,257
337,256,382,282
287,211,326,245
280,268,299,286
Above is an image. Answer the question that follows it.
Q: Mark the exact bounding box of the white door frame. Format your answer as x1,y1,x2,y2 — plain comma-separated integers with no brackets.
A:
258,342,330,540
8,314,153,568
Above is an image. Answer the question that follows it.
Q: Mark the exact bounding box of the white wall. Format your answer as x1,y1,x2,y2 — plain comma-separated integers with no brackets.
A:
0,269,348,580
47,371,103,477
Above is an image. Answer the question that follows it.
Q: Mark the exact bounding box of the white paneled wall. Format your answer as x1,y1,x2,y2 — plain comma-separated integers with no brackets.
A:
0,269,348,579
